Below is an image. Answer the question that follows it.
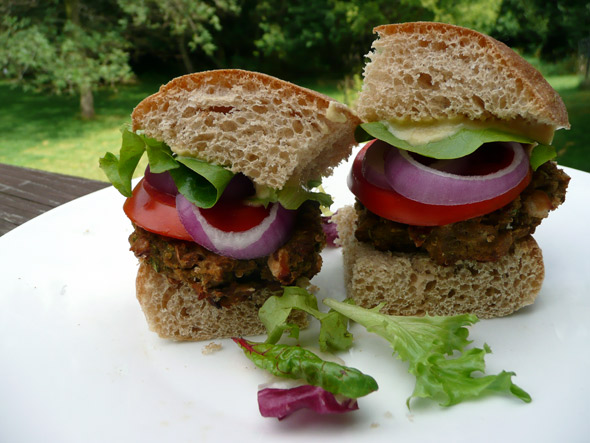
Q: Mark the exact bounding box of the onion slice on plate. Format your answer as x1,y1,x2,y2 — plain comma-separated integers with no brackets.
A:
176,194,296,259
384,141,529,206
258,385,358,420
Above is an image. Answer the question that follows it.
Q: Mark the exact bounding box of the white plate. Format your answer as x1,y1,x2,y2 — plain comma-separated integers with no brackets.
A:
1,156,589,443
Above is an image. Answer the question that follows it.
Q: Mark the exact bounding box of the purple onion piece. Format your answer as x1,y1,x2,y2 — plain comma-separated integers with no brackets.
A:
384,141,529,206
220,173,255,202
144,166,178,196
361,139,393,189
258,385,359,420
175,194,297,259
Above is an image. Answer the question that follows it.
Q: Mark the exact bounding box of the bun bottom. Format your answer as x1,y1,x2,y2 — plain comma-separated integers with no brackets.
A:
135,261,308,341
334,206,545,319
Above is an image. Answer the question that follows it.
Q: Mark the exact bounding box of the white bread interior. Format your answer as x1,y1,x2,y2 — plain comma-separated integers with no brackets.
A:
356,22,569,133
132,69,360,189
334,206,545,319
135,261,308,341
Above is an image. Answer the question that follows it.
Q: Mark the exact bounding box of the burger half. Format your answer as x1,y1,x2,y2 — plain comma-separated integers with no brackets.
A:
101,69,360,340
335,22,570,318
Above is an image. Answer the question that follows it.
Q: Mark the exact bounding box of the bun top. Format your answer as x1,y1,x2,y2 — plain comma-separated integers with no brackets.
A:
356,22,569,133
132,69,360,189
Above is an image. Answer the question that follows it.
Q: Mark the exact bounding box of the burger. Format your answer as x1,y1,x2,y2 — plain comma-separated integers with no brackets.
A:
100,69,360,340
335,22,570,318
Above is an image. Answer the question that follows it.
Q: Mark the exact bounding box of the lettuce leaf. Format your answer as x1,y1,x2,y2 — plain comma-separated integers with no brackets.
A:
248,183,333,210
98,130,146,196
530,144,557,171
99,128,332,209
257,385,359,420
323,298,531,407
259,286,353,352
361,121,536,159
233,338,378,399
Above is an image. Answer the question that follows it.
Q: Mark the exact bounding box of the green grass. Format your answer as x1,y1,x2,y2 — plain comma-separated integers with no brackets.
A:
0,75,167,180
547,75,590,172
1,72,588,182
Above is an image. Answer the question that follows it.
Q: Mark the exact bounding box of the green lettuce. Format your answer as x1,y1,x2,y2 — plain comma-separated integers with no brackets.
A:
259,286,353,352
323,298,532,407
99,129,232,208
530,144,557,171
361,121,537,159
99,128,332,209
233,338,378,399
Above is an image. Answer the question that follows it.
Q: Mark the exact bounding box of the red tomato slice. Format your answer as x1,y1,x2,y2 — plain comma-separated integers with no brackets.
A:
349,142,532,226
124,179,272,239
124,179,192,240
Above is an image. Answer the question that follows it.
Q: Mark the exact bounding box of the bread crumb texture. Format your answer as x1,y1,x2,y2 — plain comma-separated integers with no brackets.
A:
356,22,568,129
132,69,360,189
135,261,308,341
334,206,544,319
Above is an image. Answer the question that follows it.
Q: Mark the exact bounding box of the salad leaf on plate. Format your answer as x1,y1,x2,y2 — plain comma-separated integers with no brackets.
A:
259,286,352,352
258,385,359,420
232,338,378,399
323,298,532,407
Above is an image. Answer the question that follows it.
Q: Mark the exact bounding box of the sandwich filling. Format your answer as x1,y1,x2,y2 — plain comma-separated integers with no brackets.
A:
129,201,325,308
351,121,569,265
354,160,569,266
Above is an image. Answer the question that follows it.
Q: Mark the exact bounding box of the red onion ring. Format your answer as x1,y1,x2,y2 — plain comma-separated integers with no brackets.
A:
144,166,178,196
220,173,255,202
176,194,296,259
384,142,529,206
361,139,391,189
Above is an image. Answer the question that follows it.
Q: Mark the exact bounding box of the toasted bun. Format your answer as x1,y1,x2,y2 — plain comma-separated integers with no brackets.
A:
132,69,360,189
135,261,308,341
356,22,569,131
334,206,544,318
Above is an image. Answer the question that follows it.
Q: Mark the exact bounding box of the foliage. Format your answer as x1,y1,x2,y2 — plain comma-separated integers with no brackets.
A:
1,1,133,118
249,0,436,77
1,0,588,121
434,0,502,34
492,0,590,61
117,0,240,72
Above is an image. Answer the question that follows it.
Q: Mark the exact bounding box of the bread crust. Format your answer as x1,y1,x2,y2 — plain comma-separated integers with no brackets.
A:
135,261,308,341
131,69,360,189
334,206,545,319
357,22,569,130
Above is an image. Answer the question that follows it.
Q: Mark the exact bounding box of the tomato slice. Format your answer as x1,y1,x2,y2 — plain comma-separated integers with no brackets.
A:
124,179,272,239
124,179,193,240
349,141,532,226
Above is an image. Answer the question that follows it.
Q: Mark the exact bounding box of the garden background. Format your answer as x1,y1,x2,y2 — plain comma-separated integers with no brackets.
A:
1,0,589,180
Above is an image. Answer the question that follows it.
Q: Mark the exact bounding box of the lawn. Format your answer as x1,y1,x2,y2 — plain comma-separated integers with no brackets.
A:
0,73,588,182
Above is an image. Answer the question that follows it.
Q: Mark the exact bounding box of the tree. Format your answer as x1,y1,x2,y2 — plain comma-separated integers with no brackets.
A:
117,0,240,73
492,0,590,62
249,0,436,78
0,0,133,119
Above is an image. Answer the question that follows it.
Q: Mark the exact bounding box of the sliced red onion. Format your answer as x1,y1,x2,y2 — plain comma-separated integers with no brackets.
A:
258,385,358,420
144,166,178,196
361,139,391,189
384,142,529,206
176,194,296,259
321,214,339,247
220,173,255,202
